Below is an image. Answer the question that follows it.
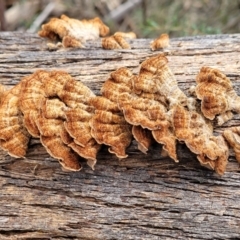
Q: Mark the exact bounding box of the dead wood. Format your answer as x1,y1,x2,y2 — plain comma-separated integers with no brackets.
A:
0,32,240,239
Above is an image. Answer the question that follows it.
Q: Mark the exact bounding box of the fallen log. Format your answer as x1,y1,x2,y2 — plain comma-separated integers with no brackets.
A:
0,32,240,239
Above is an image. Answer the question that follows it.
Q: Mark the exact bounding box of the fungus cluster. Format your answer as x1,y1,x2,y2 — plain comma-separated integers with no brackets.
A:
38,15,168,51
38,14,110,48
0,53,239,175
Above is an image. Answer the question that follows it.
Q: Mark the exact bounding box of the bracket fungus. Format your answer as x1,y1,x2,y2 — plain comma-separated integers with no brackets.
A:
0,84,5,102
0,83,31,158
119,87,177,160
0,51,239,175
102,32,136,50
44,71,100,170
38,14,109,48
64,107,101,170
150,33,170,51
135,54,188,107
118,54,187,161
195,67,240,125
19,70,48,137
172,105,229,175
37,107,81,172
223,127,240,163
18,70,100,171
132,126,154,154
90,67,133,158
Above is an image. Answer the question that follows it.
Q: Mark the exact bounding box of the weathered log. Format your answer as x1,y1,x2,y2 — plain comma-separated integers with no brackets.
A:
0,32,240,239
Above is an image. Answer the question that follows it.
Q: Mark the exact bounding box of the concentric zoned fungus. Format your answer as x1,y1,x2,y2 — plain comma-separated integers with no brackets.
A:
102,32,136,49
195,67,240,125
19,70,100,170
132,126,154,154
118,91,177,160
119,54,187,161
37,105,81,171
44,72,100,170
39,97,99,171
90,67,133,158
0,51,237,175
223,127,240,163
64,107,101,170
134,54,188,107
38,15,109,48
150,33,170,51
19,70,49,137
172,105,229,175
0,84,5,102
0,82,31,158
41,98,67,120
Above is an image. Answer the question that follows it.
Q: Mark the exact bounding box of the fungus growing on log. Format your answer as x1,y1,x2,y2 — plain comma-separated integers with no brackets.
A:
0,52,238,175
19,70,100,171
194,67,240,125
0,83,31,158
102,32,136,49
134,54,188,107
132,126,154,154
38,15,109,48
150,33,170,51
223,127,240,163
172,105,229,175
118,54,187,161
90,67,133,158
44,71,100,170
37,106,81,172
19,70,49,137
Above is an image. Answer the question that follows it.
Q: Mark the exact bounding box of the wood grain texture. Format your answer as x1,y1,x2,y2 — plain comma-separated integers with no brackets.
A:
0,32,240,239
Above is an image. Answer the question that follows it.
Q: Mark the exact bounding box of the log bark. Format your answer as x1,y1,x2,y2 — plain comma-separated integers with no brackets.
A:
0,32,240,239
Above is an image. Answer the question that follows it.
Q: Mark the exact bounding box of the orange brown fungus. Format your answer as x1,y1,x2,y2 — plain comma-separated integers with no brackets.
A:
135,54,188,107
102,31,136,50
195,67,240,125
19,70,100,171
38,14,109,48
18,71,80,170
118,92,176,160
150,33,170,51
39,97,99,171
223,127,240,163
0,84,5,103
90,67,133,158
19,70,48,137
64,108,101,170
37,107,81,171
132,126,154,154
138,54,188,161
53,73,101,169
0,54,238,175
42,71,100,170
41,98,67,120
0,82,31,158
172,105,229,175
39,98,72,145
62,35,83,48
119,54,187,161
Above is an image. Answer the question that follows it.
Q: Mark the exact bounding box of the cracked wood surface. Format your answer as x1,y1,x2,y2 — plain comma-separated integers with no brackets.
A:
0,32,240,239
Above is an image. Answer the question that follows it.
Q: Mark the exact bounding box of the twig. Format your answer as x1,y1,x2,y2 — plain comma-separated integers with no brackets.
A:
0,0,6,31
105,0,143,22
142,0,147,25
27,2,55,33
